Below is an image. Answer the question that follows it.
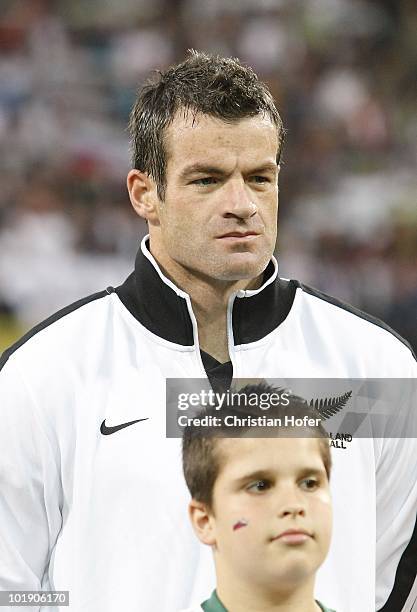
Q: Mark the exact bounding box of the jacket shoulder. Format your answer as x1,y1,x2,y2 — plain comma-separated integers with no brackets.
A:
0,288,114,371
295,280,416,361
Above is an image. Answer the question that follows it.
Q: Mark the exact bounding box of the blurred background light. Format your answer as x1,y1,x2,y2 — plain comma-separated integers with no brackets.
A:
0,0,416,352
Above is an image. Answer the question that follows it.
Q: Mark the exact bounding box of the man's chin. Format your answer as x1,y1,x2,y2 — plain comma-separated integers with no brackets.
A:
214,253,271,282
214,267,267,283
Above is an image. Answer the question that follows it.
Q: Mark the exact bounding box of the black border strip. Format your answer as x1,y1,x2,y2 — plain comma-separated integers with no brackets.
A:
0,288,112,371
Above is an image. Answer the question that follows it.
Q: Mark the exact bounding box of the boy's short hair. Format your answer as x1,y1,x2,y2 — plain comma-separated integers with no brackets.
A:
182,383,331,511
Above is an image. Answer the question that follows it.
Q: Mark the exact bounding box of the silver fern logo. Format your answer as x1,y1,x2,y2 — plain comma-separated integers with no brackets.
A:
309,390,352,419
309,391,353,449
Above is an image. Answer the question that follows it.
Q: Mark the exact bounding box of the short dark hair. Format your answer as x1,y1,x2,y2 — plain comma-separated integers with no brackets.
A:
182,383,331,512
129,50,285,200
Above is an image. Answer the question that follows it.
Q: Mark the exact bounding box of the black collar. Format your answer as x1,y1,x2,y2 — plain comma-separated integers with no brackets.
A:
115,237,296,346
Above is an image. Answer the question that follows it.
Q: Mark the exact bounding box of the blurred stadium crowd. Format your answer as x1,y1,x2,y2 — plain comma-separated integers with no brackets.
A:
0,0,416,352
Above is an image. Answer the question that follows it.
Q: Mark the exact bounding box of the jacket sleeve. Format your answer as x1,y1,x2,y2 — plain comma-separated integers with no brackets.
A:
0,357,62,599
376,373,417,611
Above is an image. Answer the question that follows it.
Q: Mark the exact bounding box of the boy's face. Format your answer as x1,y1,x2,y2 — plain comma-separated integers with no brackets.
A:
205,437,332,592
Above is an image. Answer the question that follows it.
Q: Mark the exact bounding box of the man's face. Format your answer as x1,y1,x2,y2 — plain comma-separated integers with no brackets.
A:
209,437,332,593
151,112,279,282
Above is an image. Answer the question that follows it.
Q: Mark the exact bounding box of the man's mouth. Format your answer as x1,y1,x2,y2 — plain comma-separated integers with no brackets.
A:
217,231,260,240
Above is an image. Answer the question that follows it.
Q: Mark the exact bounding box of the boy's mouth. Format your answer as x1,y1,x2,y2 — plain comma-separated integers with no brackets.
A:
272,529,313,544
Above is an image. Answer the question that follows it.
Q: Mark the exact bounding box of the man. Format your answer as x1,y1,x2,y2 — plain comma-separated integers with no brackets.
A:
0,51,416,611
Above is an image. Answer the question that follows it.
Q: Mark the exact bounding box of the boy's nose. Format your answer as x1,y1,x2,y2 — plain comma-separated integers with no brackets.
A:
277,488,307,518
279,504,306,518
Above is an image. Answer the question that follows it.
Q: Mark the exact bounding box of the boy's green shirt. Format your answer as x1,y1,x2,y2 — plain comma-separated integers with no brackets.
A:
201,590,336,612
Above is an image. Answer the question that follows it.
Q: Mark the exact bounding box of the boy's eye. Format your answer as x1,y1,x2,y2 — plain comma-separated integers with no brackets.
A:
247,479,271,493
300,478,319,491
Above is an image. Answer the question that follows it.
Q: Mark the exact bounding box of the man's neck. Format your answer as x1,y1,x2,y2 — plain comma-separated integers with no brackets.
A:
150,249,263,363
191,278,261,363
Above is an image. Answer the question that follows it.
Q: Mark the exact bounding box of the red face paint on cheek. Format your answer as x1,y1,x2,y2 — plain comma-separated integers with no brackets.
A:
233,519,248,531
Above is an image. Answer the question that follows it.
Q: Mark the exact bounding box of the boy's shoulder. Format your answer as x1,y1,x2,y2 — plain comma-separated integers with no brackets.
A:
178,598,336,611
179,591,226,612
317,601,337,612
178,603,336,612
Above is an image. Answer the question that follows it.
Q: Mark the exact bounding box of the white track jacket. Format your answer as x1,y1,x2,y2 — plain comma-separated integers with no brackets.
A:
1,237,416,612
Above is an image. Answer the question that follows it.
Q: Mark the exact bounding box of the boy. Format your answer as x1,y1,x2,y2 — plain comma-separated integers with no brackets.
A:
181,384,336,612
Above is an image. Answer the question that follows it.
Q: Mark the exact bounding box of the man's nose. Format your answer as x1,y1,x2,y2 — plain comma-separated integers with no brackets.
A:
223,179,257,219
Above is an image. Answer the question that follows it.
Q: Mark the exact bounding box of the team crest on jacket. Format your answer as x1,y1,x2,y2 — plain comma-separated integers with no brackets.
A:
310,390,353,449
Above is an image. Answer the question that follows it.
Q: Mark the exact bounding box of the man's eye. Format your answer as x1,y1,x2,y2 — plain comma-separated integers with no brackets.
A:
300,478,319,491
192,177,217,186
250,176,269,184
247,479,270,493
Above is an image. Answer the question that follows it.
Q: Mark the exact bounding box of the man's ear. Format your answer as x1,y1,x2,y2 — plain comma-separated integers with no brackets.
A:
127,169,160,223
189,499,217,547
